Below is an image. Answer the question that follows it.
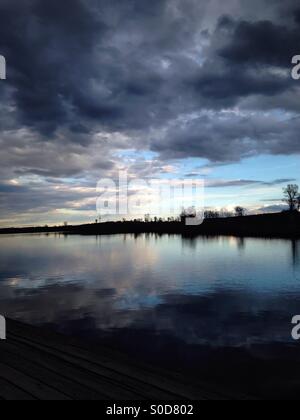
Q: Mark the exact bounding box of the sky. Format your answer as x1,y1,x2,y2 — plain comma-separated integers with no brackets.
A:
0,0,299,226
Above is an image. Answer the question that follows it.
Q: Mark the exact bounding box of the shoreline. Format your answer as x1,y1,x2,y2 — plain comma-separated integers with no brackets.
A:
0,212,300,239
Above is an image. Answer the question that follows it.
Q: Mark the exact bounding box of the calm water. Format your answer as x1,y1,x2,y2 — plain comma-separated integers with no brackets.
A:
1,233,300,398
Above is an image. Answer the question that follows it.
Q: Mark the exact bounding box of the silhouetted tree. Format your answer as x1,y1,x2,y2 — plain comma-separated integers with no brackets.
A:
283,184,299,211
204,210,220,219
235,206,246,217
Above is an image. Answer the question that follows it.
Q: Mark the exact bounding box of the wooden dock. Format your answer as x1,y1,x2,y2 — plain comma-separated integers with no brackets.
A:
0,319,244,400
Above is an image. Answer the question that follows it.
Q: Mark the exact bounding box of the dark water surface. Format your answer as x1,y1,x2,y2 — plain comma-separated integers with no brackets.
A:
1,233,300,399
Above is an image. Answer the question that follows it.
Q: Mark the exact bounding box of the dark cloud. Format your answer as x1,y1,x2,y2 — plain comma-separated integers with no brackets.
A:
0,0,205,135
0,0,297,138
0,0,108,135
207,178,296,188
0,183,28,193
151,113,300,162
263,178,296,186
217,14,300,68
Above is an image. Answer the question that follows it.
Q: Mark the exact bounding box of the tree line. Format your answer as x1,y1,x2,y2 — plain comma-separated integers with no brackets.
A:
65,184,300,226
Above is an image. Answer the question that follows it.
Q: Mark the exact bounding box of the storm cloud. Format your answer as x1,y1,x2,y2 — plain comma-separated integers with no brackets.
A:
0,0,299,223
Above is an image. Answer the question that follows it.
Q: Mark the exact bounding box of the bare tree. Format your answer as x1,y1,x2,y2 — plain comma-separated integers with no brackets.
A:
235,206,246,217
220,208,234,218
283,184,299,211
204,210,220,219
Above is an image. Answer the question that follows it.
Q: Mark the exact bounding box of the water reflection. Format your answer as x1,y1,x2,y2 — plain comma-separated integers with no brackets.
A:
291,239,300,267
0,234,300,398
237,237,245,251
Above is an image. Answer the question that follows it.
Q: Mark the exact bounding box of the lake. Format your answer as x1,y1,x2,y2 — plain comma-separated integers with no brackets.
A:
0,233,300,399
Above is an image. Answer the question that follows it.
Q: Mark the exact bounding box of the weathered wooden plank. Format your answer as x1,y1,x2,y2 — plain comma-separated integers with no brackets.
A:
2,336,150,400
0,319,244,400
0,376,36,400
7,320,220,400
0,361,69,400
0,343,106,400
7,335,175,400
